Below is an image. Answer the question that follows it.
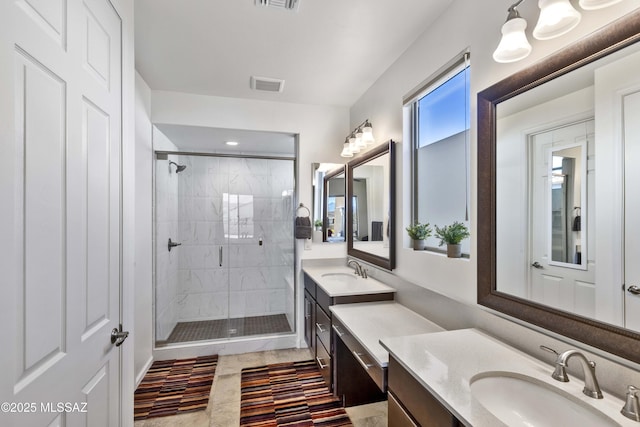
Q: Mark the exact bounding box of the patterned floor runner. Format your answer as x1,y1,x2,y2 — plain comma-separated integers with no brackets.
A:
134,354,218,420
240,360,353,426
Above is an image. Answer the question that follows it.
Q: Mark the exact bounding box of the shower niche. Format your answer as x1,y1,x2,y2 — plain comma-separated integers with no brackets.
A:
154,149,296,345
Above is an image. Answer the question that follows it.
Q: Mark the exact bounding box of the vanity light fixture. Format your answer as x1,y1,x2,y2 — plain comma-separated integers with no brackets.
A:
340,119,375,158
492,0,624,63
493,1,533,63
533,0,582,40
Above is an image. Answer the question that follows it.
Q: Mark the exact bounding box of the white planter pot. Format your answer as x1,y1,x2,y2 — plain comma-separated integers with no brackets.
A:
447,244,462,258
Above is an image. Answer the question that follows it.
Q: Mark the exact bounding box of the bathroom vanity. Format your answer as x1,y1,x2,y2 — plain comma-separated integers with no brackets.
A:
330,301,444,407
302,266,395,388
381,329,636,427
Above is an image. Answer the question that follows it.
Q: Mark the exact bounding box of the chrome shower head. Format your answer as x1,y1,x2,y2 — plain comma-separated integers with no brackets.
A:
169,161,187,173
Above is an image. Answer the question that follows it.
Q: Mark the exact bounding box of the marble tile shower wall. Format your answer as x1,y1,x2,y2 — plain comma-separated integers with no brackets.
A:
155,156,180,340
175,155,295,323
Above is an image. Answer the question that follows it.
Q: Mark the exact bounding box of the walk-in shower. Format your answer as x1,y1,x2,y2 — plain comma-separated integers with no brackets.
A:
154,151,296,346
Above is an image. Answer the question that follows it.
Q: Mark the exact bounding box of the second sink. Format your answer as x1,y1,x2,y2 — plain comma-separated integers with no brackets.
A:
470,372,620,427
321,272,358,280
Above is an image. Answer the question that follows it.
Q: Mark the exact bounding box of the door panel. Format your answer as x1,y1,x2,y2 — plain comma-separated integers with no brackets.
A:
15,49,67,380
529,121,596,317
624,90,640,331
1,0,123,425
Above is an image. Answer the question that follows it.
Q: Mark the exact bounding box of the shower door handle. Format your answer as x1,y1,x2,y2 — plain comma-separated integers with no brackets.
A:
219,246,223,267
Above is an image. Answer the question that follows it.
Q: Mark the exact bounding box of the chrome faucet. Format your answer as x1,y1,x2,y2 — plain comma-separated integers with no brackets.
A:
347,259,367,278
541,346,603,399
622,385,640,421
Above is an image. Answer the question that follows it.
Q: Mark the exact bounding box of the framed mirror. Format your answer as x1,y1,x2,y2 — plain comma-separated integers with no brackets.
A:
323,166,346,242
347,140,396,270
312,162,344,242
478,11,640,363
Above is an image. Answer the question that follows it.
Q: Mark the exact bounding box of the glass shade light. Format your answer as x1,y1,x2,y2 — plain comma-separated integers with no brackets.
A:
493,16,532,63
579,0,623,9
349,135,360,154
533,0,581,40
340,140,353,157
355,128,366,148
362,121,375,145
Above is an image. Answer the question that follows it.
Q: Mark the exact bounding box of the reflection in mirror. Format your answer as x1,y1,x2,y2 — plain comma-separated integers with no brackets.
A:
347,141,396,270
312,163,343,242
323,167,346,242
478,11,640,364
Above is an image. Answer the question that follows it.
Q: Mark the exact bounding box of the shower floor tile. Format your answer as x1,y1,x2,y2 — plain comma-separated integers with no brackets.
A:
161,314,292,344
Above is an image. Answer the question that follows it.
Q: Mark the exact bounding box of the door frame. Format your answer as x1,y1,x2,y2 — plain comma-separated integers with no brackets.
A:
113,0,135,425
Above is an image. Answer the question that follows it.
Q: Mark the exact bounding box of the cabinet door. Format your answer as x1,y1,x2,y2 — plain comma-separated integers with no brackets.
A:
304,290,316,355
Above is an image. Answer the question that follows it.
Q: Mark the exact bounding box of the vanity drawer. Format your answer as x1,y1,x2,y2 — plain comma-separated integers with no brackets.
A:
315,304,331,351
304,273,316,298
333,318,385,391
316,339,332,388
316,285,332,315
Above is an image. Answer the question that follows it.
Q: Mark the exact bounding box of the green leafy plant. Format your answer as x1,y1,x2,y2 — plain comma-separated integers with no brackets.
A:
314,219,323,228
435,221,470,246
405,221,432,240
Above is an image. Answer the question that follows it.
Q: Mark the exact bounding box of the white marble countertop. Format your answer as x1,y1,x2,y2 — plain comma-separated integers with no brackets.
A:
302,265,395,297
380,329,634,427
330,301,444,367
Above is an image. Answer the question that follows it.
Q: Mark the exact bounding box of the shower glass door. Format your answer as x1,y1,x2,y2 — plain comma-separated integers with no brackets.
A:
155,152,295,345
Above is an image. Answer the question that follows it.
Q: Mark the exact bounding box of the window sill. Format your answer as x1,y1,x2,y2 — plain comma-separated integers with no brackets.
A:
405,246,470,259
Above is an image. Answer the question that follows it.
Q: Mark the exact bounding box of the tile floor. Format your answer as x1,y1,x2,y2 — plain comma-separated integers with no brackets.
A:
133,348,387,427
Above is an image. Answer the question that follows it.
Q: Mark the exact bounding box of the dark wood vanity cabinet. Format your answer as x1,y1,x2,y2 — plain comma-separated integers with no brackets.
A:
303,289,316,356
388,356,461,427
303,272,394,392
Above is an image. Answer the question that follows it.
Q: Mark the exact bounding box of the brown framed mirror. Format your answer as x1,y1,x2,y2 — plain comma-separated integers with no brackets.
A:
347,140,396,270
478,10,640,363
322,166,346,242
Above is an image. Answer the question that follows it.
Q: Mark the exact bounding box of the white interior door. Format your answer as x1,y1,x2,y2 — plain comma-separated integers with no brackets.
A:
0,0,123,426
529,121,596,318
624,90,640,332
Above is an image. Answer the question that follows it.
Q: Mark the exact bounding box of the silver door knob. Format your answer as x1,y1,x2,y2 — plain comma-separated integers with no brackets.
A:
531,261,543,269
111,325,129,347
628,285,640,296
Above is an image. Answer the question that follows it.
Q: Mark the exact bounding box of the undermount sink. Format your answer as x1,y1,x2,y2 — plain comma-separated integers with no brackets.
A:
320,272,358,280
470,372,620,427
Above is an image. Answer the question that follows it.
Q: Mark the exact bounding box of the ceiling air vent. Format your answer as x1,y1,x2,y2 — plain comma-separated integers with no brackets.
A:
255,0,300,12
250,76,285,93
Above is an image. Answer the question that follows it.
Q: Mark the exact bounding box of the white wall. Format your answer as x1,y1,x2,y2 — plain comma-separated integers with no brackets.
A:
134,73,154,384
349,0,640,304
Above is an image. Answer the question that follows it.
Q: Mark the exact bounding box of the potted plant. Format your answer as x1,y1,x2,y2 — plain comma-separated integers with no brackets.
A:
406,221,432,250
314,219,323,231
435,221,470,258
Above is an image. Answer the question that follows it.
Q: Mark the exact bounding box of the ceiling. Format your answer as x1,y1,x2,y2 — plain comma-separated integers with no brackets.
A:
135,0,455,107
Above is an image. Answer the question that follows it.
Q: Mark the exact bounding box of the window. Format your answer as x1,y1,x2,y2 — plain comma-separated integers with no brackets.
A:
405,53,470,253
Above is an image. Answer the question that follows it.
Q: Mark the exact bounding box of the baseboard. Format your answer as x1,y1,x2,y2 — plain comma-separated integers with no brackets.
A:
135,356,154,388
